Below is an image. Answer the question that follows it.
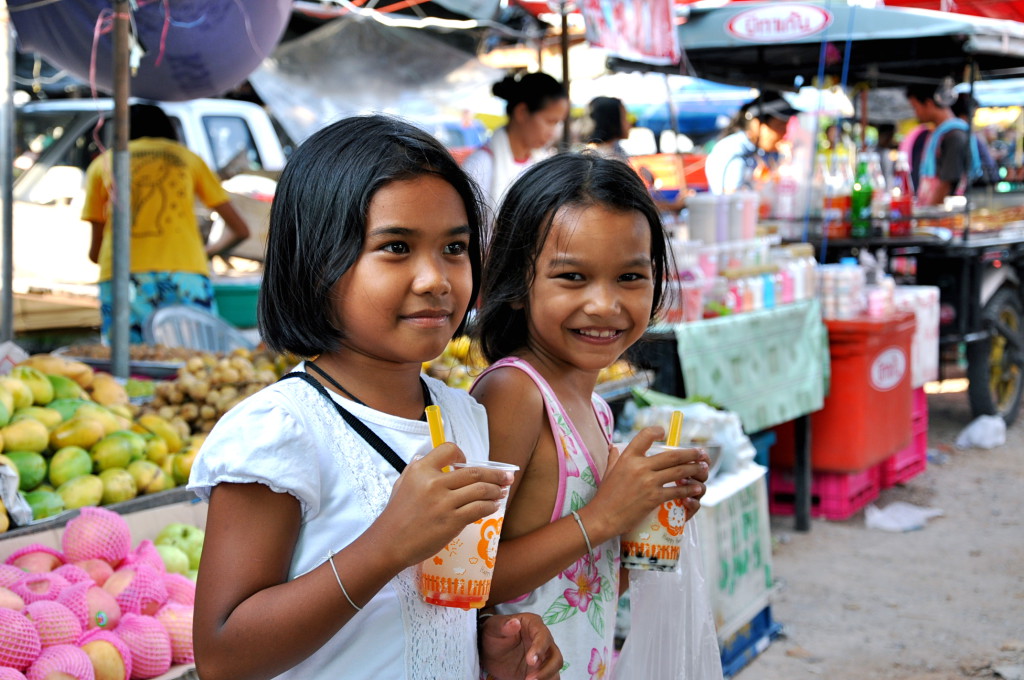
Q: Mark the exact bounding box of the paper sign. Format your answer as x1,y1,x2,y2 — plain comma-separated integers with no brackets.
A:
0,341,29,376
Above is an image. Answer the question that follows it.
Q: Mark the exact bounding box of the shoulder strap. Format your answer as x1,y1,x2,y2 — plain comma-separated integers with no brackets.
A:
279,371,407,474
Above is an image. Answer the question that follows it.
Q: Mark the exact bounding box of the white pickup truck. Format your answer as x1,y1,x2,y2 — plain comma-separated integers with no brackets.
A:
12,97,288,287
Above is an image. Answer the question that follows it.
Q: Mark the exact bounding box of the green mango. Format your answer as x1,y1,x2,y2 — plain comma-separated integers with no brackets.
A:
104,430,147,461
9,366,54,405
49,446,93,487
23,489,64,520
89,435,133,472
57,474,103,510
46,398,92,422
5,450,48,491
46,374,85,400
0,397,9,428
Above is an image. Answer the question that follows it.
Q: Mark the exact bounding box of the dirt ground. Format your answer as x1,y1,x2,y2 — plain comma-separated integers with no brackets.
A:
736,382,1024,680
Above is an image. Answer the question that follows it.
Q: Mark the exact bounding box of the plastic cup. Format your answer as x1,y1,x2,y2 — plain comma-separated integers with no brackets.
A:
620,445,688,572
418,460,519,609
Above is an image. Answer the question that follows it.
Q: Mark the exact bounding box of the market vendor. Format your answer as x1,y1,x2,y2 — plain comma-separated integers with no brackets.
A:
704,91,797,195
462,72,568,227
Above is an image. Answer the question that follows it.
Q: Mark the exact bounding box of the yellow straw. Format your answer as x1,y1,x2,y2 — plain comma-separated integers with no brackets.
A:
667,411,683,447
426,405,446,448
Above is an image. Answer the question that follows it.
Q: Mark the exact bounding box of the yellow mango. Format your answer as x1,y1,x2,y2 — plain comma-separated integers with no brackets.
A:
127,460,166,495
20,353,94,388
9,366,54,405
89,436,134,472
88,374,129,407
76,403,130,436
49,416,106,451
98,468,137,504
0,378,34,410
11,406,63,430
2,419,49,453
57,474,104,509
136,414,183,453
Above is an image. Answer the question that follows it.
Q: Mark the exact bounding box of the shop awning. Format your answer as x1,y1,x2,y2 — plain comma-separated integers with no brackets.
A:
612,1,1024,89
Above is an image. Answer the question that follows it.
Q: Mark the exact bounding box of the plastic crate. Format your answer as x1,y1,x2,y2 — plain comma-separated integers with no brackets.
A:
749,430,777,468
720,606,783,678
769,466,881,521
878,389,928,488
212,282,259,329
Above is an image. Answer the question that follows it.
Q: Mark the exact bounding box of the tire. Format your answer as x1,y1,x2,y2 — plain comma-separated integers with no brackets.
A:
967,286,1024,425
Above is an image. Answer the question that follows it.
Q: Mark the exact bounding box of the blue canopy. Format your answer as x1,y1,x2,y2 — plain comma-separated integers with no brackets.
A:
632,78,756,141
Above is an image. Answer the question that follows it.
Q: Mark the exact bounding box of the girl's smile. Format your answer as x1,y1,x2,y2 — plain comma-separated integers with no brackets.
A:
524,203,654,375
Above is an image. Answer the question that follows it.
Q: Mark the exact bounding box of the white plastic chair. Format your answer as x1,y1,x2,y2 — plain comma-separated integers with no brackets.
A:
144,305,255,353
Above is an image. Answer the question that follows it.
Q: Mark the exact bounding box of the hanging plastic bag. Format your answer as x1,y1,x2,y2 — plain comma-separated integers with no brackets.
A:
613,519,724,680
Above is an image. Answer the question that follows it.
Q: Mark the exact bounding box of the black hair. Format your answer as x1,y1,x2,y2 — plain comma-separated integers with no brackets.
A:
951,93,979,120
492,72,568,118
128,103,177,141
474,152,670,364
258,114,484,357
586,96,626,144
906,83,938,104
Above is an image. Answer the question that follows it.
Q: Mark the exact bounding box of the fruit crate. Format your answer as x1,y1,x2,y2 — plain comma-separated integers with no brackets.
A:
720,606,783,678
877,392,928,488
768,465,881,521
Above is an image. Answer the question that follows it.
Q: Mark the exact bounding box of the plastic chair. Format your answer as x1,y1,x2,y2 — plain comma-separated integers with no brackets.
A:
143,305,255,353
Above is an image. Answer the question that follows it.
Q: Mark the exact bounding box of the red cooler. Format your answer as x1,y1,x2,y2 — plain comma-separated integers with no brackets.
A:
775,312,916,473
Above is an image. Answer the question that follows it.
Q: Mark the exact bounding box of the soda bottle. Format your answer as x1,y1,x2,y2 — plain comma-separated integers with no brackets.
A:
889,150,914,237
850,156,874,238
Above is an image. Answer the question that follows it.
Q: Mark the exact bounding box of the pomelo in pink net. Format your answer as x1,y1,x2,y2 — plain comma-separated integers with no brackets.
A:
78,628,132,680
25,644,95,680
155,603,193,664
5,544,64,573
11,572,71,604
103,564,167,616
54,564,93,585
0,563,27,587
0,668,28,680
25,600,83,648
161,573,195,606
0,586,26,611
114,614,171,679
62,508,132,567
0,606,43,671
118,541,164,574
58,582,122,631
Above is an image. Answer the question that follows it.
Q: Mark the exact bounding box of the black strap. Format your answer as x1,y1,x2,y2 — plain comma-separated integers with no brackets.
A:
279,371,407,474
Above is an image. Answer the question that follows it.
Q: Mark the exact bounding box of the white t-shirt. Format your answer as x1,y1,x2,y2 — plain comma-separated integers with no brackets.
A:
189,369,489,680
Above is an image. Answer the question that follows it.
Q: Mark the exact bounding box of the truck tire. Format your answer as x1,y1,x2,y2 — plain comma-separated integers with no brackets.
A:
967,286,1024,424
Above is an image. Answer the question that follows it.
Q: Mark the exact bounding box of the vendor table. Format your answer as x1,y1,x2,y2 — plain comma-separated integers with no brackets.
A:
632,299,829,530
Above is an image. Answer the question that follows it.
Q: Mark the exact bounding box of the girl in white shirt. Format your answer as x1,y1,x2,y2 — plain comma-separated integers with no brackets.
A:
189,115,562,680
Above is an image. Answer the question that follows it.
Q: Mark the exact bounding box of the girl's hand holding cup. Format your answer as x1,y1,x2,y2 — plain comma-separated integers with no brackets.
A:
582,425,708,543
381,443,514,568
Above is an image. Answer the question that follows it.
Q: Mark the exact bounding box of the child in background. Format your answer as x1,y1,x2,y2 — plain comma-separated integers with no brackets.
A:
471,152,710,678
188,115,562,680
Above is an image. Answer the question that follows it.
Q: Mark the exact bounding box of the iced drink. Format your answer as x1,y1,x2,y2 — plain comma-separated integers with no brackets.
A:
418,460,518,609
620,445,688,572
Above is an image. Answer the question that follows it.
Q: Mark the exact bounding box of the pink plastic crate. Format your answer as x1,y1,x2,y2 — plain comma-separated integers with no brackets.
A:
769,466,881,521
878,408,928,488
912,386,927,421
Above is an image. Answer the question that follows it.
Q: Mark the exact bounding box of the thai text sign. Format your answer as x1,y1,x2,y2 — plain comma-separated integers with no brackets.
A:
726,4,833,43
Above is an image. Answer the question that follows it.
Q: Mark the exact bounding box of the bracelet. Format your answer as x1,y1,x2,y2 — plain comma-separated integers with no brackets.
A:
326,550,362,612
570,510,594,557
477,611,496,631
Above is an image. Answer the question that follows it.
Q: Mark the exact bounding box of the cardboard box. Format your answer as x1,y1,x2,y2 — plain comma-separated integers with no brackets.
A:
0,495,207,680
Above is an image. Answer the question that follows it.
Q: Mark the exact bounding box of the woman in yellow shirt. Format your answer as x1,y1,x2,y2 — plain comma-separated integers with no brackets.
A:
82,103,250,342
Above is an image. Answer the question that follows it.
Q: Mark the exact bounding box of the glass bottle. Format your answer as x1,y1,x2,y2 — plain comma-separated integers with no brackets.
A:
889,150,915,237
850,156,874,238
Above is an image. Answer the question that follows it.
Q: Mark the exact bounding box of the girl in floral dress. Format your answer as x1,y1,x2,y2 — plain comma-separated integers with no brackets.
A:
471,152,710,679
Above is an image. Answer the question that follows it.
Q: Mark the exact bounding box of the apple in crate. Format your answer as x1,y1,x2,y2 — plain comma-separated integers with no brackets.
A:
155,523,204,571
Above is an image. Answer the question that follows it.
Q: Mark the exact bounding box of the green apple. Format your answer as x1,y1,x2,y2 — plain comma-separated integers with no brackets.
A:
155,544,190,575
155,523,205,570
